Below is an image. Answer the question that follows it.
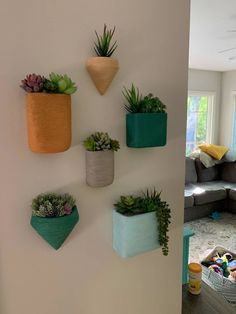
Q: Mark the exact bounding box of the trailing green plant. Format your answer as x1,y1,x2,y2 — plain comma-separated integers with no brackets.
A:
123,84,166,113
31,193,76,218
94,24,117,57
114,188,171,256
83,132,120,152
20,72,77,95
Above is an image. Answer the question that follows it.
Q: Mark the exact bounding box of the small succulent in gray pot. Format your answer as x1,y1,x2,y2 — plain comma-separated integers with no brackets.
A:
83,132,120,187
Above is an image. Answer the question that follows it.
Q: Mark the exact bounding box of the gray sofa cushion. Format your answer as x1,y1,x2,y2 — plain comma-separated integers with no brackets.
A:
185,184,198,207
192,182,227,205
195,158,220,182
185,157,197,183
221,162,236,183
228,189,236,201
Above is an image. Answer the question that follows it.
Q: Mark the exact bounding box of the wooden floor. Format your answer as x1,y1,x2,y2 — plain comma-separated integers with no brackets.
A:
182,282,235,314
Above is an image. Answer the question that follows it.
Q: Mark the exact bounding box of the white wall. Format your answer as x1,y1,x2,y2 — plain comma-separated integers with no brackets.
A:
219,71,236,147
188,69,222,144
0,1,190,314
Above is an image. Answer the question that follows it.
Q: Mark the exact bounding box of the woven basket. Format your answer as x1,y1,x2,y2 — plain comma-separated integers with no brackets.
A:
30,206,79,249
86,57,119,95
86,150,114,187
26,93,71,153
201,246,236,307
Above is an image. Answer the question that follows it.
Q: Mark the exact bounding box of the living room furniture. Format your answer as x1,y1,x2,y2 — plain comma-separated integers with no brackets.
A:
182,227,195,284
184,157,236,222
182,282,235,314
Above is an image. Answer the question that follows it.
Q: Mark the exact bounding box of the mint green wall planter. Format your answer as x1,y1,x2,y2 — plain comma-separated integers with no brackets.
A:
31,206,79,250
126,112,167,148
112,210,160,258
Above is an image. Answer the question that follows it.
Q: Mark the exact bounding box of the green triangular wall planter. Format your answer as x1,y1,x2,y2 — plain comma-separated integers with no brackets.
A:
126,112,167,148
30,207,79,249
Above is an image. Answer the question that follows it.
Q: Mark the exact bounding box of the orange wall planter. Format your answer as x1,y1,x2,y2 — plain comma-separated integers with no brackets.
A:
86,57,119,95
26,93,71,153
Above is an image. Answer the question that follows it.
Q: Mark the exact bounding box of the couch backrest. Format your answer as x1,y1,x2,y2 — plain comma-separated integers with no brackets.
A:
221,162,236,182
195,158,220,182
185,157,197,183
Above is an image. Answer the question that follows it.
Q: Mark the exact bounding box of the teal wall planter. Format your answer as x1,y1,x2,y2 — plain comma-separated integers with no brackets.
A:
126,112,167,148
112,210,160,258
31,206,79,250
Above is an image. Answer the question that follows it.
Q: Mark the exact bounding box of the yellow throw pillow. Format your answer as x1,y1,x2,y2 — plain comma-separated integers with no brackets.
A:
198,144,228,160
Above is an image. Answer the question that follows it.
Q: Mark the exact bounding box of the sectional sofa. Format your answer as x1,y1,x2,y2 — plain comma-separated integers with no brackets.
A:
184,157,236,222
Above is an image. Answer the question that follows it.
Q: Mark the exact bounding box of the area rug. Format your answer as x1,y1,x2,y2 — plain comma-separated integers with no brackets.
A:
184,212,236,263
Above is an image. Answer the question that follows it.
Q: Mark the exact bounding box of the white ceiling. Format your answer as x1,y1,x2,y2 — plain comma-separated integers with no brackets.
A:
189,0,236,71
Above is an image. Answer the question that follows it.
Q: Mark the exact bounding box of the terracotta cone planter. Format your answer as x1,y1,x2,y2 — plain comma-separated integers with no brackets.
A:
86,57,119,95
26,93,71,153
86,150,114,187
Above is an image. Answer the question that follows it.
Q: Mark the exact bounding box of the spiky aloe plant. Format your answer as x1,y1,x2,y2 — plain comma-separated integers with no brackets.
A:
94,24,117,57
83,132,120,152
123,84,167,113
44,72,77,95
20,73,46,92
31,193,76,217
123,84,142,113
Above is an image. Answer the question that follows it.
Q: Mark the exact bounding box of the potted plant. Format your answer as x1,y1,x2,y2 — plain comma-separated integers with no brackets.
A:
86,24,119,95
83,132,120,187
20,72,77,153
123,84,167,148
113,189,171,257
30,192,79,249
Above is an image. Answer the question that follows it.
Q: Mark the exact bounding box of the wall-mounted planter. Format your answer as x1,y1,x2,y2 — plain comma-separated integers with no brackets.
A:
86,57,119,95
26,93,71,153
30,206,79,250
86,150,114,187
112,210,160,258
126,112,167,148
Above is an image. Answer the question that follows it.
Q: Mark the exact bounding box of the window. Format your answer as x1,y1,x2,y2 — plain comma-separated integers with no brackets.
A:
186,92,214,155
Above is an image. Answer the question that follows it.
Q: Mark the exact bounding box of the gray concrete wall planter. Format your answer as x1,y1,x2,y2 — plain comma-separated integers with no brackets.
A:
86,150,114,187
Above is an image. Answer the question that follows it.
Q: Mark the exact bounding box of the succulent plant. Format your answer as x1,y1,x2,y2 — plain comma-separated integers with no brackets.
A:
83,132,120,152
114,195,143,216
94,24,117,57
44,72,77,95
114,189,171,256
20,73,46,92
32,193,76,218
123,84,167,113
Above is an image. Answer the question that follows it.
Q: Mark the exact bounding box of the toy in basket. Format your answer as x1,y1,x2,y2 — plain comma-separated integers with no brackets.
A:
201,246,236,307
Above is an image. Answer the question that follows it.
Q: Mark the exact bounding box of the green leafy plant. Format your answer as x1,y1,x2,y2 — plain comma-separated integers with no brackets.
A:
83,132,120,151
20,72,77,95
32,193,76,218
94,24,117,57
123,84,166,113
44,72,77,95
114,188,171,256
